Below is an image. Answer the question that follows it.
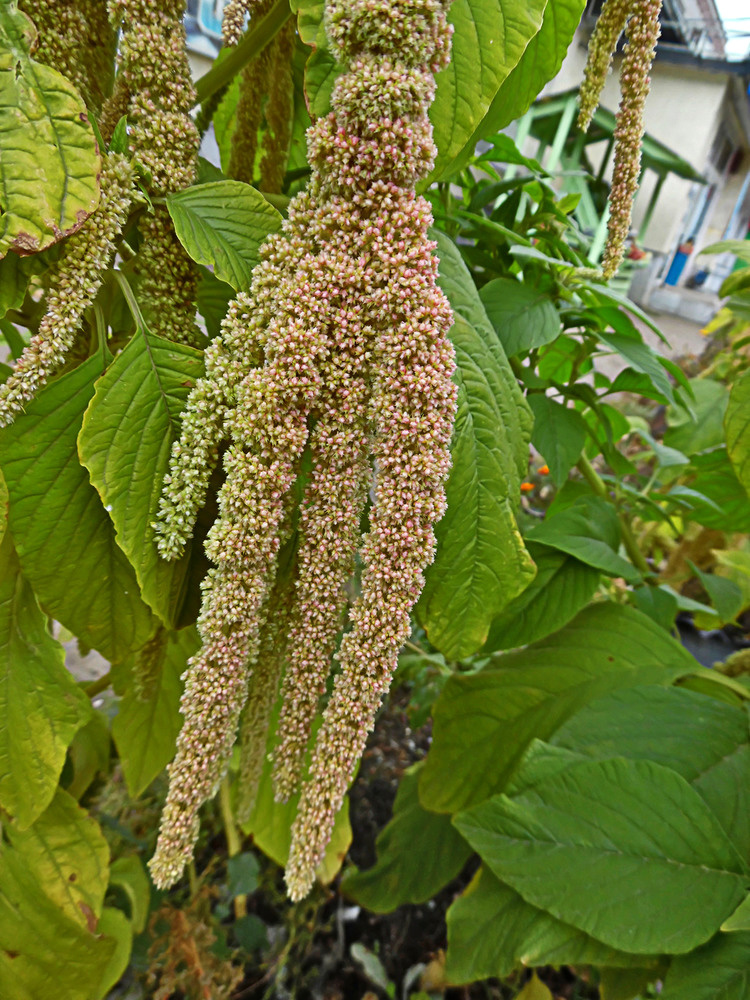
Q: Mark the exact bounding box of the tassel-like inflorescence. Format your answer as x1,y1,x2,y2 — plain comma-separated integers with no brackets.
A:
222,0,260,46
149,0,456,900
0,154,134,428
228,8,296,194
108,0,202,345
579,0,663,278
19,0,114,112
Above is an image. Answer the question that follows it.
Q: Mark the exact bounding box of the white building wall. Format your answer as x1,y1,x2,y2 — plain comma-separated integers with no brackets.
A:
542,38,729,255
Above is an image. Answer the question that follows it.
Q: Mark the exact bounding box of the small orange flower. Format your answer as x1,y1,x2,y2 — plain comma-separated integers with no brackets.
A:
521,482,535,493
538,465,549,475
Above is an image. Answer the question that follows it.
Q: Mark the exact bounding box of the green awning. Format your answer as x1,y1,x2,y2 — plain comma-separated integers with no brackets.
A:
530,89,706,183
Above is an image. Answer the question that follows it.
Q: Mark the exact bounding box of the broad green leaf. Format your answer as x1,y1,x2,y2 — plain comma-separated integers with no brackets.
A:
723,895,750,933
445,866,657,984
482,543,600,653
0,357,157,661
631,584,679,631
112,626,198,797
166,180,283,291
0,1,101,257
94,907,133,1000
686,448,750,533
0,533,91,828
5,788,109,927
0,467,7,545
516,973,552,1000
526,495,639,581
690,560,744,625
430,0,548,179
701,239,750,265
197,266,235,339
551,684,749,785
227,853,260,898
454,757,748,954
451,0,585,173
527,395,588,485
599,966,667,1000
79,330,204,627
213,72,241,174
419,232,534,658
419,602,696,814
552,685,750,857
0,788,115,1000
0,251,34,314
661,930,750,999
109,855,150,934
665,378,728,455
597,331,676,406
341,764,472,912
693,741,750,866
726,368,750,498
64,710,110,801
479,279,561,358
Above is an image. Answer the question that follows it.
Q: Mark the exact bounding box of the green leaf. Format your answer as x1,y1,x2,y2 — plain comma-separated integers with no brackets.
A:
64,709,110,801
693,740,750,867
726,367,750,498
723,895,750,933
430,0,548,179
166,180,283,291
0,252,35,314
701,239,750,264
109,855,150,934
479,278,561,357
0,356,157,661
445,866,656,984
227,852,260,898
341,764,472,912
599,965,667,1000
551,684,749,788
419,232,534,658
112,626,198,797
5,788,109,927
660,930,750,999
0,533,91,828
454,756,748,954
526,495,639,581
686,448,750,533
665,378,728,455
419,602,696,813
631,584,678,631
690,561,744,625
197,266,235,339
0,787,116,1000
95,907,133,1000
527,395,588,485
597,331,676,406
452,0,586,171
482,543,600,653
78,330,204,627
0,1,101,257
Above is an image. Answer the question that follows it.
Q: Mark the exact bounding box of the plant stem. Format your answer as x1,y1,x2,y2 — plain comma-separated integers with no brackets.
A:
84,670,113,698
219,778,248,919
575,453,652,577
193,1,292,108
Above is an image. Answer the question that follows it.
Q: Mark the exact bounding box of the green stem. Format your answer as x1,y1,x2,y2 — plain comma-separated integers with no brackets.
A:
113,270,147,331
575,454,652,578
84,670,113,698
193,1,292,108
219,778,248,919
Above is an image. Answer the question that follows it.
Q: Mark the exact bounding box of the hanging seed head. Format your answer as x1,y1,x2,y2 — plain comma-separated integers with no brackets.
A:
578,0,633,132
602,0,662,278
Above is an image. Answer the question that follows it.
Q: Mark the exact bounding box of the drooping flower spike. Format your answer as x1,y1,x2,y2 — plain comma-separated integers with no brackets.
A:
149,0,457,900
107,0,202,345
578,0,663,278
